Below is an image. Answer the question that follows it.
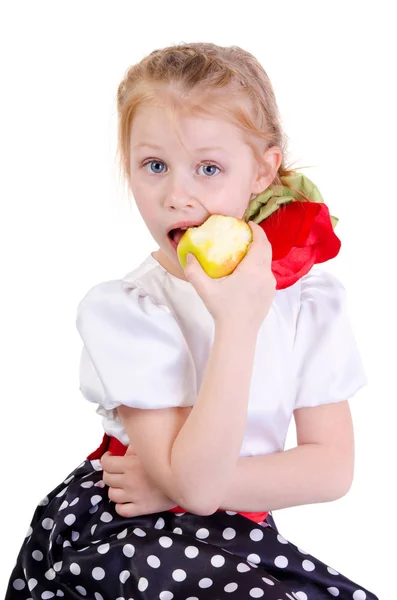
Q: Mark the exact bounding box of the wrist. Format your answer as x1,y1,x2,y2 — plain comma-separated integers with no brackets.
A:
214,318,260,340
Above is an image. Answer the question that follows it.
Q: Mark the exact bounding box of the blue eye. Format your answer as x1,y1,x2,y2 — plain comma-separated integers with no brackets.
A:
143,160,220,177
145,160,166,174
198,163,220,177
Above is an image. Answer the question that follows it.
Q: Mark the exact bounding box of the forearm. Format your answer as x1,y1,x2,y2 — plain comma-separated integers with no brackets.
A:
171,321,259,513
219,443,352,512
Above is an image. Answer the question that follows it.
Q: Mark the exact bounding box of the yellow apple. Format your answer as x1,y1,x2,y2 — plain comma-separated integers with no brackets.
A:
177,215,253,278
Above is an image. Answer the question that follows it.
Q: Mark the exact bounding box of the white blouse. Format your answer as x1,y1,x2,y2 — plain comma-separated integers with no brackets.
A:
76,253,367,457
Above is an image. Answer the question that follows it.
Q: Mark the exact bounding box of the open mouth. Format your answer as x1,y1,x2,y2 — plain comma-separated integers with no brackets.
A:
168,228,188,251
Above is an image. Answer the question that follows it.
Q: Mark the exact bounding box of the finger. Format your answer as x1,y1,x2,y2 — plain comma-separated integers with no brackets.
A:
108,486,130,504
125,445,137,457
231,222,269,275
100,452,125,474
183,253,211,288
247,221,273,264
102,471,124,488
183,252,201,273
248,220,270,244
115,502,138,518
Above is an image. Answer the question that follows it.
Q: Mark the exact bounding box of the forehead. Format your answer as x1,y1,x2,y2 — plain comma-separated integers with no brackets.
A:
130,104,247,150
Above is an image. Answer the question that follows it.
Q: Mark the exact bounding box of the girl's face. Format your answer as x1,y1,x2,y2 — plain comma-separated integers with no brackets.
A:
129,104,280,280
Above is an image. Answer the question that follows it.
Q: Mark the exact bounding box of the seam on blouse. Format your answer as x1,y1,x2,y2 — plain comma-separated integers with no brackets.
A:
292,276,304,351
123,270,198,401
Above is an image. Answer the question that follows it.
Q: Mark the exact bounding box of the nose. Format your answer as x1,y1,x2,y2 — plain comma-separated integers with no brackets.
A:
163,172,197,210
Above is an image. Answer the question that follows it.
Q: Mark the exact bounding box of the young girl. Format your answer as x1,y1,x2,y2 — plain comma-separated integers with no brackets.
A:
6,43,378,600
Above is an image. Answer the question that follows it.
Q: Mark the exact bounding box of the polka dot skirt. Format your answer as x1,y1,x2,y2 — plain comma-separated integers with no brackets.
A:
6,458,378,599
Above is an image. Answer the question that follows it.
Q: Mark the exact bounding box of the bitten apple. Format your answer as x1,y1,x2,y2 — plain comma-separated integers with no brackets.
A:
177,215,253,278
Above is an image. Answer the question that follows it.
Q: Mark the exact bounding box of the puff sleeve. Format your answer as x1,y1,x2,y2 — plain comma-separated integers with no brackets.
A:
293,269,367,409
76,280,197,410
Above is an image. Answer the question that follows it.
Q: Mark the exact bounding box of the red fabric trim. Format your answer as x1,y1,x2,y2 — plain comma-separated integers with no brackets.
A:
262,201,341,289
87,435,268,524
87,432,111,460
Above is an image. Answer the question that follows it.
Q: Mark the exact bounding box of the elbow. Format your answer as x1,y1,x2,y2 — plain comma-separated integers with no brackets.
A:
326,454,354,501
178,490,220,516
170,457,222,516
336,451,355,499
319,474,352,503
175,482,221,516
331,470,354,500
186,501,219,516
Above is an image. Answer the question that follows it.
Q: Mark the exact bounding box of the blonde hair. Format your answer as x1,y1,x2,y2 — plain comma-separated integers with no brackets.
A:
115,42,307,197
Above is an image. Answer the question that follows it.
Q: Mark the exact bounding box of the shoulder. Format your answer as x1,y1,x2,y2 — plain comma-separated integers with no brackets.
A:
75,278,178,356
271,268,346,330
293,267,363,366
295,267,347,323
292,267,367,407
76,279,171,322
299,267,346,298
76,255,173,329
76,260,197,411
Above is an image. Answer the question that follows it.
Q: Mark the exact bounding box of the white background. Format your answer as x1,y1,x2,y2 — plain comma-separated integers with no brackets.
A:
1,1,395,598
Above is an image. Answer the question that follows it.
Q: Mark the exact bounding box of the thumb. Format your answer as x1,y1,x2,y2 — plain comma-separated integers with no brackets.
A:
183,253,205,283
100,452,108,469
183,253,197,274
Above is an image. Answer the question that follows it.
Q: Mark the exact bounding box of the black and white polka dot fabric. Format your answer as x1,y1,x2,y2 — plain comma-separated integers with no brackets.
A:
6,458,378,599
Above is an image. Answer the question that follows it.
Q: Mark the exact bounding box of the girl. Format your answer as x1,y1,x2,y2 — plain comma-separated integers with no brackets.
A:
6,43,378,600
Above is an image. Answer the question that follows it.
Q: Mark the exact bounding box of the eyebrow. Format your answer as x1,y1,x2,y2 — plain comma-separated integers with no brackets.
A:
133,142,227,152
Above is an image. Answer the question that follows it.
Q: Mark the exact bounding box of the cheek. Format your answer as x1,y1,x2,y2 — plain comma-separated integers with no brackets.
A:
206,191,251,220
130,181,155,215
135,201,156,225
129,176,147,198
135,204,165,239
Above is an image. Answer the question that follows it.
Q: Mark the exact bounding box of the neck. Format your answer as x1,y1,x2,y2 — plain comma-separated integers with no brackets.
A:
152,249,188,281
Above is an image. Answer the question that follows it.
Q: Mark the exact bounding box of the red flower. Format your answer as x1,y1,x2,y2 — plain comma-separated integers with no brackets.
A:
259,201,341,290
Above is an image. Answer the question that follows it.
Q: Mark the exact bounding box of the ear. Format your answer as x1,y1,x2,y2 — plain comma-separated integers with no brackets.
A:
251,146,283,194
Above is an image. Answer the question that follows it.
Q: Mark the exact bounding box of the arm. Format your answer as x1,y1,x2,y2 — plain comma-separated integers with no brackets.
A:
219,400,355,512
107,400,353,517
117,320,259,515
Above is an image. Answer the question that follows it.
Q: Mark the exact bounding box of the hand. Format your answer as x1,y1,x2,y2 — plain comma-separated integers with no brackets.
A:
183,221,276,331
101,445,178,517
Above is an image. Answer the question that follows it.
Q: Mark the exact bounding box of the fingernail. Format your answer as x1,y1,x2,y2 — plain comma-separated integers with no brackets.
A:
186,254,193,264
